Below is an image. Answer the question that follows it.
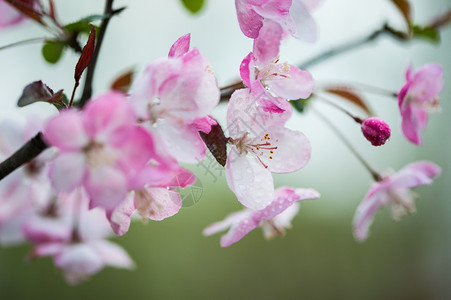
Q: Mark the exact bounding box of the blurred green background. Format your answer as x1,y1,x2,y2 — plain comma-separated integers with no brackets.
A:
0,0,450,299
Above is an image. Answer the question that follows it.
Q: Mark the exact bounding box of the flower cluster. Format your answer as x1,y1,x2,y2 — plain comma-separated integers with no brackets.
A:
0,0,445,285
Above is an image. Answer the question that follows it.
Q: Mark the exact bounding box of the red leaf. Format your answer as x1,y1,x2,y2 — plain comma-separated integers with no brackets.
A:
199,123,228,167
390,0,412,31
17,80,64,108
110,70,134,93
4,0,44,25
323,87,373,116
74,25,96,83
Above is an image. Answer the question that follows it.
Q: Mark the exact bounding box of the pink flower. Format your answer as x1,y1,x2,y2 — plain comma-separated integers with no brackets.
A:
43,92,156,213
130,34,220,163
226,89,311,209
398,63,444,145
353,161,441,242
203,187,320,247
29,189,134,285
235,0,319,42
0,117,53,246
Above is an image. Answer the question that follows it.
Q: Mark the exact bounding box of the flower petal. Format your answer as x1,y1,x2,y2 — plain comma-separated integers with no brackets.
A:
353,189,387,242
168,33,191,58
253,20,283,66
256,127,311,173
49,153,87,193
44,110,88,151
226,148,274,210
266,65,314,100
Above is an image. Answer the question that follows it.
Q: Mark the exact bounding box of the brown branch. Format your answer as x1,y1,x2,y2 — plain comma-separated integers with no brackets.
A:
0,133,48,180
0,0,119,181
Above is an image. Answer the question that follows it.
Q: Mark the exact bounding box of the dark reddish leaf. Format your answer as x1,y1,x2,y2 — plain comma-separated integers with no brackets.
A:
74,25,96,83
17,80,65,108
323,87,373,116
5,0,44,25
111,70,134,93
390,0,412,31
199,123,228,167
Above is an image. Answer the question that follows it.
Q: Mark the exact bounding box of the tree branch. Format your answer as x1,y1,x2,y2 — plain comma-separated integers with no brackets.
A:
0,133,48,180
0,0,118,181
78,0,118,108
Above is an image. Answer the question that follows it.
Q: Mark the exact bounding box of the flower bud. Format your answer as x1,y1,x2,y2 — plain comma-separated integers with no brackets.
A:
361,117,391,146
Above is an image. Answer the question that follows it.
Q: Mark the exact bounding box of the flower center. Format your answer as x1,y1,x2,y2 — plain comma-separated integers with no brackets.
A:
83,141,117,169
231,132,279,169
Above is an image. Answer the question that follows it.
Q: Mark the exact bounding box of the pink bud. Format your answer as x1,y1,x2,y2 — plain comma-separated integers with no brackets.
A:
361,117,391,146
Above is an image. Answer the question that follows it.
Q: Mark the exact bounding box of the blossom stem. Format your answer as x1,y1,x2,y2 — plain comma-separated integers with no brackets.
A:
314,93,364,124
299,23,409,69
311,107,382,182
0,37,46,51
78,0,119,108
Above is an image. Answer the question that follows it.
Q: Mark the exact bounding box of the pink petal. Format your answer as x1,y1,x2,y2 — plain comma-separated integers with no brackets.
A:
135,187,182,221
235,0,264,38
253,20,283,66
256,127,311,173
49,153,87,193
400,105,427,145
54,243,104,285
203,210,250,236
267,65,314,100
85,166,128,213
254,187,318,221
82,92,135,141
0,1,26,28
353,190,387,242
220,212,259,247
227,89,291,139
106,194,135,236
287,0,318,42
43,110,88,151
390,161,441,189
409,63,444,104
168,33,191,58
89,240,135,269
225,148,274,210
191,116,217,134
239,53,254,89
23,214,72,244
155,120,206,164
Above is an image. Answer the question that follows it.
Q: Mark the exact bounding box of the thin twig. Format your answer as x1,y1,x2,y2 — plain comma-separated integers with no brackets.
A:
312,106,382,182
78,0,116,108
0,0,118,181
0,133,48,180
0,37,46,51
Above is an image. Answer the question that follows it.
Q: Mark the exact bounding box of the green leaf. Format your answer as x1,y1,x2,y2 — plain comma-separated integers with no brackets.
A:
291,97,311,114
42,41,64,64
412,25,440,43
180,0,205,14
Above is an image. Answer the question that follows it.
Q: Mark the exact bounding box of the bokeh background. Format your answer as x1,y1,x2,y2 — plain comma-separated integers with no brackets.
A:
0,0,450,299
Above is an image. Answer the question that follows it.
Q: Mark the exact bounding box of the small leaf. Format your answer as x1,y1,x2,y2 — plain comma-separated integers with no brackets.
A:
323,87,373,116
390,0,412,31
17,81,65,108
42,41,64,64
199,123,228,167
291,97,311,114
74,25,96,83
180,0,205,14
412,25,440,43
110,70,134,93
4,0,44,25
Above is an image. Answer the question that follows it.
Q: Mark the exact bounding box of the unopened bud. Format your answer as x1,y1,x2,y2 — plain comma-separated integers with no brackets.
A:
361,117,391,146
